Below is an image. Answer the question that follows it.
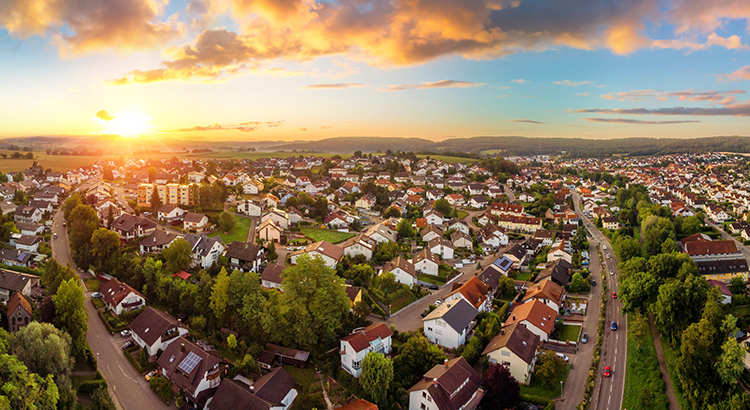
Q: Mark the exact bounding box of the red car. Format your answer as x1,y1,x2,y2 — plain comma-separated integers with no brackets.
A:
603,366,611,378
612,291,617,299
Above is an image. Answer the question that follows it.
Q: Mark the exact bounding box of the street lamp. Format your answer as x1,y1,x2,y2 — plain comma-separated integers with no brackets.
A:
560,380,563,399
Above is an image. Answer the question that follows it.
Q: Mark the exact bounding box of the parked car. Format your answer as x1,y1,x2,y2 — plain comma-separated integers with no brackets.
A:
612,291,617,299
92,292,103,299
606,253,611,259
145,370,158,381
121,341,135,350
609,270,613,275
611,321,617,331
120,330,131,338
602,245,607,250
556,353,569,362
591,279,596,286
581,332,588,343
53,233,57,239
435,299,443,306
603,365,611,377
427,284,439,290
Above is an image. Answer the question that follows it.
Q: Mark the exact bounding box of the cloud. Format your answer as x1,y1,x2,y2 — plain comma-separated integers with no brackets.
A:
600,94,616,100
718,66,750,82
0,0,184,56
496,95,511,98
171,120,283,133
95,110,114,121
293,127,308,131
572,102,750,117
68,87,79,93
320,125,333,129
584,117,702,125
651,33,750,52
302,83,367,89
597,89,745,104
378,80,484,92
511,119,545,124
511,79,528,84
576,92,589,96
555,80,595,86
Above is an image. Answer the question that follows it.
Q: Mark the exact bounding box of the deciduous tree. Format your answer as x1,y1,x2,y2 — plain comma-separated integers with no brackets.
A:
162,237,192,274
360,352,394,404
392,335,446,386
53,278,89,357
481,364,520,410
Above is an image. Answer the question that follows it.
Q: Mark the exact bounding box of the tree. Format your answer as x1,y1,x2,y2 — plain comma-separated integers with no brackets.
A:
359,352,393,404
397,219,414,239
0,352,60,409
150,188,162,213
227,334,237,350
392,335,446,386
481,364,520,410
729,276,746,295
41,258,76,294
91,386,116,410
619,270,661,314
433,198,453,216
218,211,235,233
0,221,18,242
650,275,709,344
533,350,565,388
148,166,157,182
682,216,701,237
614,236,641,261
383,206,401,219
62,193,82,220
13,171,24,182
53,278,89,357
569,272,589,293
68,204,99,267
641,215,676,256
353,300,371,318
162,237,192,274
210,268,230,323
91,228,121,270
497,275,516,299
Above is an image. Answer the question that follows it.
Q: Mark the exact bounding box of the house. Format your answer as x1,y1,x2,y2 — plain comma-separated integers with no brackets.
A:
6,292,32,333
261,208,290,230
28,200,52,214
450,230,473,249
184,233,225,269
521,279,565,311
421,225,443,243
468,196,489,209
242,180,263,195
111,213,157,240
205,369,297,410
237,199,263,217
365,223,397,243
139,230,180,254
184,212,210,232
444,277,493,312
99,278,146,315
17,222,42,236
423,209,444,226
413,249,440,276
708,279,733,304
14,234,42,253
336,400,378,410
290,241,344,269
225,241,265,272
261,263,284,289
355,194,377,210
0,249,34,267
602,216,620,231
345,285,364,310
447,218,470,235
684,239,749,283
381,256,417,286
428,237,455,260
342,233,377,260
407,357,484,410
157,204,185,222
423,298,478,349
482,323,541,385
546,242,572,264
257,219,283,242
490,255,514,276
157,337,224,408
502,243,528,269
536,259,572,286
0,269,36,303
129,306,189,357
256,344,310,370
324,212,349,229
340,324,393,377
504,299,558,341
14,206,42,223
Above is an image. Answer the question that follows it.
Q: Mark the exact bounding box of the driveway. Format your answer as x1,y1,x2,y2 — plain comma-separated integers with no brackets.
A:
52,209,169,410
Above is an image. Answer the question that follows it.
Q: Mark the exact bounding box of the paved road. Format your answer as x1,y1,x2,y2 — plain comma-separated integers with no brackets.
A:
112,185,134,213
503,184,516,203
51,209,169,410
574,194,627,410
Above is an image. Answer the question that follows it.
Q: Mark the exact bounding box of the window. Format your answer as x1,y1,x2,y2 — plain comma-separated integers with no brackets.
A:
422,392,427,398
421,404,426,410
502,361,511,367
501,350,511,356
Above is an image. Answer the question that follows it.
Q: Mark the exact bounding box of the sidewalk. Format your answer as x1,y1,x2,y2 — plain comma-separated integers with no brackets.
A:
648,313,680,410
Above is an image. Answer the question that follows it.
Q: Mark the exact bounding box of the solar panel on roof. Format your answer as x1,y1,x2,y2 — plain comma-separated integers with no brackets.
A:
177,351,202,374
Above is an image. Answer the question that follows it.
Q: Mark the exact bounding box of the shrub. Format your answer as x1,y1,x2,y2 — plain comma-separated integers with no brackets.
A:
77,379,108,395
149,376,174,404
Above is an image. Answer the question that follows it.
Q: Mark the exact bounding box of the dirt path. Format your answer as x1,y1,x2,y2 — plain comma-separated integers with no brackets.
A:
648,313,681,410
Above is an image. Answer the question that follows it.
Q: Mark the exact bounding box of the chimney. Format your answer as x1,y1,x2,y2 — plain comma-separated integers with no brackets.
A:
250,386,254,393
512,315,516,321
181,343,185,353
443,359,448,367
500,328,505,335
432,378,438,386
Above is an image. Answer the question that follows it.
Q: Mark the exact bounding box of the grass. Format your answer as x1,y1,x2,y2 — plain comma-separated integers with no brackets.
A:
515,271,532,282
558,324,581,342
283,365,316,391
418,274,447,286
622,314,670,410
208,216,252,244
480,149,506,156
520,364,571,399
417,154,478,164
456,210,469,219
661,339,692,410
301,227,355,244
84,278,100,292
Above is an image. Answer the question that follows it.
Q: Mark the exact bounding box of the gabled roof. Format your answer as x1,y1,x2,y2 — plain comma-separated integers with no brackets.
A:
423,298,478,332
407,357,483,410
225,241,262,262
504,299,557,336
183,212,208,223
7,292,31,315
482,322,540,364
413,248,439,265
522,279,564,305
448,277,490,310
684,240,740,256
100,278,144,308
340,323,393,353
139,230,179,248
301,240,344,261
261,263,285,285
129,306,182,346
382,256,415,277
252,366,297,406
158,337,222,397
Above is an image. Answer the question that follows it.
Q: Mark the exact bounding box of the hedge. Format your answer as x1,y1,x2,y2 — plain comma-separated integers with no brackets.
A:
521,394,550,406
77,372,107,395
123,346,157,374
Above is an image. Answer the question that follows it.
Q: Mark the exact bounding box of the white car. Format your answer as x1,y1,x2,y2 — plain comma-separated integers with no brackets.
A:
556,353,569,362
434,300,443,307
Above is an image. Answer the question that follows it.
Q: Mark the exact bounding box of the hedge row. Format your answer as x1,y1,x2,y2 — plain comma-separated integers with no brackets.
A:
77,372,108,395
123,346,157,374
577,246,608,410
521,394,550,407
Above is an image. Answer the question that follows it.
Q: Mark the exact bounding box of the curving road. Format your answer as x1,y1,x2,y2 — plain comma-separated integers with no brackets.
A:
573,193,627,410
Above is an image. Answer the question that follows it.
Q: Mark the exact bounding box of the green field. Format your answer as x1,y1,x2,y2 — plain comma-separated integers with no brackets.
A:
559,324,581,342
83,278,100,292
418,273,447,286
479,149,506,156
417,154,478,164
301,227,355,244
520,364,571,399
208,216,252,244
185,151,350,160
456,210,469,219
515,271,532,282
623,314,669,410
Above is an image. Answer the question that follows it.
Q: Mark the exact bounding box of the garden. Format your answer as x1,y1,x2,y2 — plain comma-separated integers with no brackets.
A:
302,227,356,244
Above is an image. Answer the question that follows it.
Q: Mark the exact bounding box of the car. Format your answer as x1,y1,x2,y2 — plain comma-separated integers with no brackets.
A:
421,310,429,318
435,300,443,306
602,245,607,250
121,341,135,350
62,222,66,227
591,279,596,286
556,353,569,362
606,253,611,259
53,233,57,239
609,270,613,275
603,365,611,377
612,291,617,299
120,330,131,338
91,292,103,299
427,284,439,290
145,370,158,381
611,321,617,331
581,332,588,343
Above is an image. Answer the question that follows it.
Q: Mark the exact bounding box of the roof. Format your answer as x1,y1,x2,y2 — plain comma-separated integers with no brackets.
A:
139,230,179,248
482,322,540,364
100,278,144,308
707,279,733,297
522,279,564,305
696,258,748,276
407,357,483,410
225,241,262,263
183,212,207,224
340,323,393,353
685,240,740,256
535,259,572,286
16,234,42,246
157,204,180,214
173,271,191,281
504,299,557,336
423,298,478,332
336,399,378,410
448,277,490,310
0,270,34,293
128,306,183,346
382,256,415,277
7,292,32,315
477,265,504,290
413,248,439,265
252,367,297,405
157,337,222,397
342,233,376,251
208,378,282,410
299,240,344,262
492,255,513,271
261,263,285,285
681,233,711,243
345,285,361,303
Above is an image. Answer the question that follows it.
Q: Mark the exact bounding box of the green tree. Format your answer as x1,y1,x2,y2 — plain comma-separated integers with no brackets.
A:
218,211,235,233
68,204,99,267
353,300,371,318
681,216,701,237
383,206,401,219
650,275,709,344
227,334,237,350
0,352,59,409
533,350,565,388
90,386,116,410
62,193,82,221
392,335,446,386
148,166,157,182
91,228,121,270
162,237,192,274
641,215,676,256
53,279,89,357
150,188,162,213
397,219,414,239
569,272,588,293
433,198,453,217
619,270,660,314
360,353,394,404
210,268,230,323
42,258,76,295
13,171,24,182
729,276,746,295
1,221,18,242
614,236,641,261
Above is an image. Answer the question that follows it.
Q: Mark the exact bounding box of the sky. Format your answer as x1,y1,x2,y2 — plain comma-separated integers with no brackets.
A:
2,0,750,142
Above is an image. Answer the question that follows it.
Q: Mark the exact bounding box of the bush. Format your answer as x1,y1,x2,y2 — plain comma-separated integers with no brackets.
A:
521,394,550,406
77,378,108,395
149,376,174,404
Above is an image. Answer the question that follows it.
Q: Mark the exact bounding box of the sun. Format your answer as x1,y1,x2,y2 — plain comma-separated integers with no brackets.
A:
102,111,154,138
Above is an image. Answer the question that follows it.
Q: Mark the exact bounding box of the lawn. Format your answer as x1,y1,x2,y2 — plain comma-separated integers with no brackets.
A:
520,364,571,400
418,274,447,286
515,271,532,282
456,210,469,219
283,365,316,391
622,314,670,410
84,278,100,292
661,338,693,410
301,227,355,244
558,324,581,342
208,216,252,244
417,154,478,164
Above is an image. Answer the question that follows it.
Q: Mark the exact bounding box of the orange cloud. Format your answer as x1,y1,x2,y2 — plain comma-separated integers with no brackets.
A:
718,66,750,82
302,83,367,89
377,80,484,92
170,120,283,133
0,0,183,56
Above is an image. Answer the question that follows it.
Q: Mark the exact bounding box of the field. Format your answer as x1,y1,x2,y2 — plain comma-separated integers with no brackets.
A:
208,216,252,244
622,314,669,410
184,151,350,160
479,149,506,156
416,154,478,164
301,227,355,244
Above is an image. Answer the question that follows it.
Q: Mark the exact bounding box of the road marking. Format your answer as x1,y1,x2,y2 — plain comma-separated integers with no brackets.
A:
117,364,136,382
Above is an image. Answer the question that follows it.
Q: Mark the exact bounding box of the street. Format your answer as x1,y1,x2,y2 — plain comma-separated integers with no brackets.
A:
51,208,169,410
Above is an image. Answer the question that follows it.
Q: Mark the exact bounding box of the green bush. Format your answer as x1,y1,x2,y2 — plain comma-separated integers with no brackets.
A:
77,379,108,395
149,376,174,404
521,394,550,406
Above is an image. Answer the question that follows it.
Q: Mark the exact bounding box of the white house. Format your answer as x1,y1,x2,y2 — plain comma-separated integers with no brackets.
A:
206,368,297,410
129,307,189,358
99,278,146,316
339,324,393,377
422,298,478,349
237,199,262,217
157,204,185,222
342,233,377,260
261,208,290,230
504,299,557,342
413,249,439,276
381,256,416,286
157,337,224,408
183,212,210,232
184,233,225,269
407,357,483,410
482,323,540,385
428,237,455,260
290,241,344,269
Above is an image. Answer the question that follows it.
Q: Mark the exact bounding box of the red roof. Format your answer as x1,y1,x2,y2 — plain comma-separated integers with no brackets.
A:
340,323,393,353
173,271,191,280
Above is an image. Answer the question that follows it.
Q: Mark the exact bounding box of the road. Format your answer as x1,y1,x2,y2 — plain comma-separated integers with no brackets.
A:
113,185,134,213
51,208,169,410
557,196,603,410
573,193,627,410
